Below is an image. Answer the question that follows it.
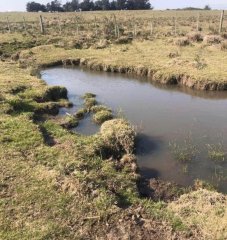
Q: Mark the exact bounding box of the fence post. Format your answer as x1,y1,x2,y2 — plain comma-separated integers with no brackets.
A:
6,17,11,33
134,24,137,38
76,22,79,35
23,17,27,32
58,17,62,34
150,21,153,35
94,16,98,37
219,10,224,34
39,15,45,34
173,17,177,36
117,24,120,38
114,15,117,38
196,13,200,31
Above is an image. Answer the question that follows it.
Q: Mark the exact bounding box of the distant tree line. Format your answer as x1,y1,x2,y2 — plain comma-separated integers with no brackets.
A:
26,0,153,12
167,5,212,11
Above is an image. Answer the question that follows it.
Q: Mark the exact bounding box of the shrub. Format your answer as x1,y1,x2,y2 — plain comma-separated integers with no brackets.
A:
82,92,96,99
60,115,78,129
193,54,207,70
93,39,109,49
194,179,215,191
203,35,223,45
207,144,226,162
120,154,137,165
221,40,227,50
187,32,203,42
100,119,136,154
90,105,111,113
93,110,113,124
115,36,133,44
174,37,190,46
0,94,4,101
168,51,180,58
43,86,68,101
120,154,138,173
84,97,97,109
75,108,87,119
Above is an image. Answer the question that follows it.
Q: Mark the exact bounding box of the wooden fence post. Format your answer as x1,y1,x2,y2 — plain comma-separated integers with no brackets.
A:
196,13,200,31
173,17,177,36
7,17,11,33
134,24,137,38
150,21,153,35
76,22,79,35
117,24,120,38
94,16,98,37
58,17,62,34
23,17,27,32
39,15,45,34
219,10,224,34
114,15,117,38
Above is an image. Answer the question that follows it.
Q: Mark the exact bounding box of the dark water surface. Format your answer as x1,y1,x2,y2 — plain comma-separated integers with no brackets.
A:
41,67,227,192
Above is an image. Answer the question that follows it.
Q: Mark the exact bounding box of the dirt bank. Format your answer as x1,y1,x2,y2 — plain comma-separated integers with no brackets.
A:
37,57,227,91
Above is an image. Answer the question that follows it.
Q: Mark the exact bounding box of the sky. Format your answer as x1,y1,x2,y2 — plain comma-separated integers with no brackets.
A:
0,0,227,12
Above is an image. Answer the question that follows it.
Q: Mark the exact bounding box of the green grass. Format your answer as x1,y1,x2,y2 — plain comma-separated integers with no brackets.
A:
207,143,226,162
93,110,113,124
169,138,198,163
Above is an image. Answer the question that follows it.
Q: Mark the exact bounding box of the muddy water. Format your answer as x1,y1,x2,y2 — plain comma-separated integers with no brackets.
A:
41,67,227,192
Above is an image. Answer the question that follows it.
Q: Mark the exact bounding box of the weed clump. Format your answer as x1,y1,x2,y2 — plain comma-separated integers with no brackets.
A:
100,119,136,154
82,92,96,99
75,108,87,119
8,98,34,113
59,115,79,129
120,154,138,173
169,138,198,163
43,86,68,101
93,110,113,124
84,97,97,109
203,35,223,45
93,39,109,49
115,36,132,44
207,144,226,162
0,102,13,114
90,105,111,113
194,179,215,191
186,32,203,42
174,37,190,46
220,40,227,50
83,93,97,110
193,54,207,70
168,51,180,58
0,94,5,102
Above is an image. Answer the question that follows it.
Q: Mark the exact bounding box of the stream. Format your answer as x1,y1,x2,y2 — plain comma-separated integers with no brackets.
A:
41,66,227,193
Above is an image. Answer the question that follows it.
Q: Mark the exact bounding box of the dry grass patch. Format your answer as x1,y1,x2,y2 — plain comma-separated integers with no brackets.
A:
203,35,223,45
168,189,227,240
100,119,136,154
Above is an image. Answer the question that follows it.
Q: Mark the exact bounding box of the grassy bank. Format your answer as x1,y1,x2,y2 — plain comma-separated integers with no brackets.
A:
2,33,227,90
0,11,227,239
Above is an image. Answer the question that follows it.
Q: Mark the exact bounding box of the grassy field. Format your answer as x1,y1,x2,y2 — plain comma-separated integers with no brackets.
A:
0,10,226,35
1,10,227,89
0,11,227,239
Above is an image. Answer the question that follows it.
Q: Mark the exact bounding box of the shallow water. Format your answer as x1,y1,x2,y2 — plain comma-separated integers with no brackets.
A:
41,66,227,192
